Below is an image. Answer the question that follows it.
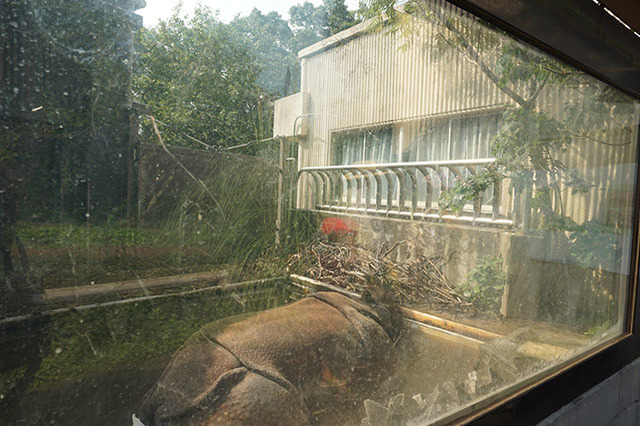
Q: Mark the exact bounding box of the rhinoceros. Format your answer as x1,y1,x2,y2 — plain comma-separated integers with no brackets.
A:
137,291,403,426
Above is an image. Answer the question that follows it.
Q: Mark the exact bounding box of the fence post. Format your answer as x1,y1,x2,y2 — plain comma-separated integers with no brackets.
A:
130,103,152,229
276,137,284,246
513,176,532,233
126,109,138,227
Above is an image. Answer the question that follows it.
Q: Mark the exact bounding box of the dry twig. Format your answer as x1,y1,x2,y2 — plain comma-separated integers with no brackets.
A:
289,240,473,312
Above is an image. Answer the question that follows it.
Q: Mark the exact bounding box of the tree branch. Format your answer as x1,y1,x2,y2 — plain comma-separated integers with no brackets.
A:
525,73,550,107
571,132,632,147
540,65,582,76
418,1,529,107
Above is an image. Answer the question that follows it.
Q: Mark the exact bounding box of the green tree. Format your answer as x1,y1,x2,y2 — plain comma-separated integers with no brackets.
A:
289,2,330,49
2,0,139,223
324,0,357,34
289,0,358,50
134,6,269,148
230,9,298,97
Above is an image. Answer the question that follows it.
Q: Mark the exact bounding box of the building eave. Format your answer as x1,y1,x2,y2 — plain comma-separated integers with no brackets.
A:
298,20,373,60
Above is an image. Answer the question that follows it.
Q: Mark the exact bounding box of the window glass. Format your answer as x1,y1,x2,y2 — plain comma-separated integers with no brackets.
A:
333,127,394,165
1,0,638,425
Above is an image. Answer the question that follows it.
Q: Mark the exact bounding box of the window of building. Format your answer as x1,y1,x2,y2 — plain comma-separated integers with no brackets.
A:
333,126,395,165
327,113,503,215
331,112,502,166
406,112,503,162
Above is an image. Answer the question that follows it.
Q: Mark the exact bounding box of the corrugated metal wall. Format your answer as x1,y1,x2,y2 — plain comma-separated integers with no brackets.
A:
299,9,509,170
296,1,639,227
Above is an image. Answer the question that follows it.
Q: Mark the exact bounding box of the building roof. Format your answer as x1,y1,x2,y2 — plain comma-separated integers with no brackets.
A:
298,20,371,59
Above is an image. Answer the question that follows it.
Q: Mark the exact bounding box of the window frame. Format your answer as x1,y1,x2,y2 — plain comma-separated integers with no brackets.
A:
430,0,640,424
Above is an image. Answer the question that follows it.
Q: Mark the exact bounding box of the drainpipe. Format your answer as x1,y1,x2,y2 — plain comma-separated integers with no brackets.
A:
276,115,305,247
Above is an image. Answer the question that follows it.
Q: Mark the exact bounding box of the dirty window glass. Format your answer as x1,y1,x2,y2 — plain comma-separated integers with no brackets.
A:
1,0,638,425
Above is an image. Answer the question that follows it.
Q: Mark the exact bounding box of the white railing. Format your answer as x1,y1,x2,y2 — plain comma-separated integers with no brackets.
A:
297,159,514,227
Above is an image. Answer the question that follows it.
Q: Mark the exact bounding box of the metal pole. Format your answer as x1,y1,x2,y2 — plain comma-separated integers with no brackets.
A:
276,137,284,246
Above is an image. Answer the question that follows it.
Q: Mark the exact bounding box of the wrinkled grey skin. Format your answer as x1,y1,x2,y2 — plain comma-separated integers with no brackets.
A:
138,292,401,425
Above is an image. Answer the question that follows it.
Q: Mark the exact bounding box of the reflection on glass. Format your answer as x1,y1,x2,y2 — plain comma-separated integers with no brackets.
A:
1,0,638,425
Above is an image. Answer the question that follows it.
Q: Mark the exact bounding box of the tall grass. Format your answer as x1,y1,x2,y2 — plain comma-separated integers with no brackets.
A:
14,144,318,289
30,283,294,388
149,149,281,271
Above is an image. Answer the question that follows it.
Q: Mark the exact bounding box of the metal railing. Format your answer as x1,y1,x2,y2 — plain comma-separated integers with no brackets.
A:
297,158,514,227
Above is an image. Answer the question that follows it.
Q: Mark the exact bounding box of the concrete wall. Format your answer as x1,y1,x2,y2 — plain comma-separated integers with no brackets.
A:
349,212,513,291
320,211,626,330
538,357,640,425
273,92,310,138
504,232,626,329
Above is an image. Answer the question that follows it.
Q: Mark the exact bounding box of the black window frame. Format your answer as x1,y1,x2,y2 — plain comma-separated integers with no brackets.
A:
432,0,640,424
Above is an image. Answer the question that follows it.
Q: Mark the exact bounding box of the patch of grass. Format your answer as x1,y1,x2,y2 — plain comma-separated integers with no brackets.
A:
16,223,231,289
18,222,155,248
0,366,27,398
27,245,230,289
26,283,295,389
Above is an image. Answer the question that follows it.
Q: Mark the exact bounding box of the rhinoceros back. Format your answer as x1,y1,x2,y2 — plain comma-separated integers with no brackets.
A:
137,292,398,425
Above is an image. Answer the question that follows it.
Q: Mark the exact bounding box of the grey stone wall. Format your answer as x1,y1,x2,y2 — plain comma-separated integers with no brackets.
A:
538,357,640,425
326,212,621,329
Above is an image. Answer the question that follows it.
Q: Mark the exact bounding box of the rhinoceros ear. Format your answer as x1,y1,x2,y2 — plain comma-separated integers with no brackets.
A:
369,302,405,343
363,274,398,306
360,275,405,342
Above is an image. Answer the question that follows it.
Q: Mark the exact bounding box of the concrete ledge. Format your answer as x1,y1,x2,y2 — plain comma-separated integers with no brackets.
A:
538,358,640,425
43,270,229,303
273,92,310,137
609,403,638,426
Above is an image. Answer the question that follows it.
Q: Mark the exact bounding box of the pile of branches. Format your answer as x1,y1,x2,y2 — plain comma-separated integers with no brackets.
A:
289,240,473,312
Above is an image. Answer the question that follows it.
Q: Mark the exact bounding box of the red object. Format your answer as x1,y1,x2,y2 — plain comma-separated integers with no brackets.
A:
320,217,359,236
